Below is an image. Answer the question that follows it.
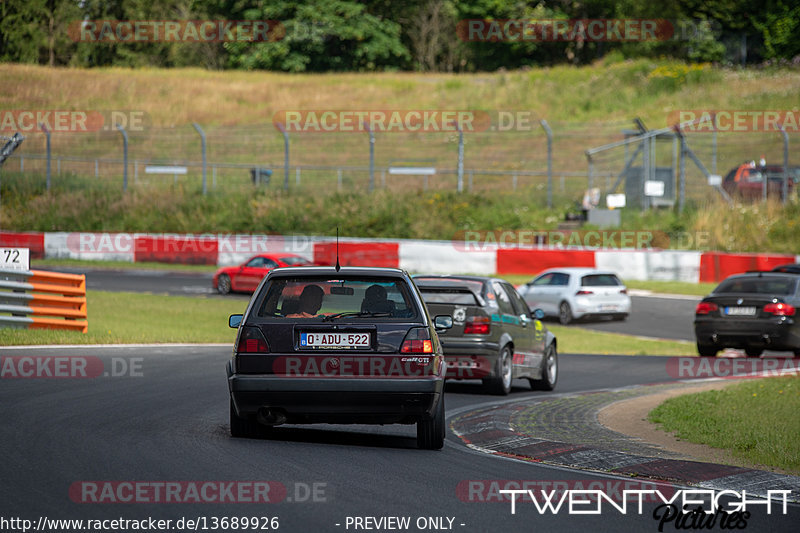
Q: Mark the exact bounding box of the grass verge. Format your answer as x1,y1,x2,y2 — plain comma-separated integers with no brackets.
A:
548,325,692,356
648,376,800,473
1,289,692,355
32,258,219,273
0,290,245,345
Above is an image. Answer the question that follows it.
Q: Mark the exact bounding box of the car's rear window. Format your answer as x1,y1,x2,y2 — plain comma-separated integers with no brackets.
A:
714,277,797,295
418,287,481,306
257,277,418,319
581,274,622,287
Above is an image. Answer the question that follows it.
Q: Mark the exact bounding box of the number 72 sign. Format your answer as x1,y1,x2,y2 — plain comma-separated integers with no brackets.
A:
1,248,30,272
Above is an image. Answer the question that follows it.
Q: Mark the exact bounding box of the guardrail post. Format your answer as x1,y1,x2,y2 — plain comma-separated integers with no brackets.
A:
115,124,128,192
540,120,553,208
192,123,208,195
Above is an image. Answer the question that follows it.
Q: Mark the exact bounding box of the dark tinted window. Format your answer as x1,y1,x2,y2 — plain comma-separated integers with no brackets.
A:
502,284,531,317
551,273,570,286
415,277,488,300
419,288,480,306
532,273,555,286
492,281,516,315
581,274,622,287
257,277,417,319
714,277,796,295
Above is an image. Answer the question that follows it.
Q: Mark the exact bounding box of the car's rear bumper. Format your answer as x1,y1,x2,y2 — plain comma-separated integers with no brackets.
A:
228,362,443,424
572,296,631,319
694,317,800,350
437,339,499,380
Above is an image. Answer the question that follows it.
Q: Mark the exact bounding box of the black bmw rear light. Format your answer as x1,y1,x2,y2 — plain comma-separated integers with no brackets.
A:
764,302,796,316
236,326,270,353
400,327,433,354
695,302,718,315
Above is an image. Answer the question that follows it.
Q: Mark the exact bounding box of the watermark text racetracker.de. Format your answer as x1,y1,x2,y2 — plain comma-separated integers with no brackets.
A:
0,110,146,133
66,233,315,256
666,356,800,379
452,229,712,251
0,356,142,379
68,480,326,504
1,515,280,532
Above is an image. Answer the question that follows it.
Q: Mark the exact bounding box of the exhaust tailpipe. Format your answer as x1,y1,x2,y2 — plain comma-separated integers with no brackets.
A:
257,407,287,426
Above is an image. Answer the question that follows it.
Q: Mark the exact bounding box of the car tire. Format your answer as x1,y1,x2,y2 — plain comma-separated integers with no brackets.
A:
558,301,573,325
614,313,628,321
529,343,558,391
217,274,232,295
745,347,763,358
696,343,718,357
484,346,513,395
417,394,445,450
230,399,259,438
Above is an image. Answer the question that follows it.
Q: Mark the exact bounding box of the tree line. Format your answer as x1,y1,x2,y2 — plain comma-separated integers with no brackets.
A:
1,0,798,71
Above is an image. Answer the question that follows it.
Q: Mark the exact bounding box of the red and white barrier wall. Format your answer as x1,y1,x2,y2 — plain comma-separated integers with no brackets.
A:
2,231,798,283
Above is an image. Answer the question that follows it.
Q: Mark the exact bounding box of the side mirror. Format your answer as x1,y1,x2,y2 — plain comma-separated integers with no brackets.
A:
533,308,545,320
434,315,453,330
229,314,243,328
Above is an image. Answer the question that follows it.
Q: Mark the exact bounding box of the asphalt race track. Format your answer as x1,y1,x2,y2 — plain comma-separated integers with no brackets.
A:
5,267,796,532
42,267,699,341
1,345,797,533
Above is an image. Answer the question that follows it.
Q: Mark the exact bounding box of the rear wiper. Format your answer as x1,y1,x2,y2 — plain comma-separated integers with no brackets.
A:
322,311,392,322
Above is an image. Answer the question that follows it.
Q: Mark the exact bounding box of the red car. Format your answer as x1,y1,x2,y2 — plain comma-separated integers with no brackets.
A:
722,162,796,200
213,254,313,294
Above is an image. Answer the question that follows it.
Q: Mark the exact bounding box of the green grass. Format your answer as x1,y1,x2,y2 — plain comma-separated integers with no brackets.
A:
1,289,692,355
32,258,219,273
548,325,693,356
649,377,800,473
619,280,714,297
0,290,245,345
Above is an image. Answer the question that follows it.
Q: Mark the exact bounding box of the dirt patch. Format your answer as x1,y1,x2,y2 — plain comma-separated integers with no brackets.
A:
598,381,791,474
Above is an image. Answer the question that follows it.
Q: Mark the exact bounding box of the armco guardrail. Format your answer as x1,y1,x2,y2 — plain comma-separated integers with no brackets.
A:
0,269,87,333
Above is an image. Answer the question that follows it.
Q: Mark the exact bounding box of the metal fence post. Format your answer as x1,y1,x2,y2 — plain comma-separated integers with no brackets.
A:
115,124,128,192
457,125,464,193
40,124,51,191
192,123,207,195
275,123,289,191
365,124,375,193
540,120,553,208
780,126,789,205
679,133,686,214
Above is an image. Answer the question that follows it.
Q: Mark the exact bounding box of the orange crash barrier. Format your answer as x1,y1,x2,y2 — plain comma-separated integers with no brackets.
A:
0,269,88,333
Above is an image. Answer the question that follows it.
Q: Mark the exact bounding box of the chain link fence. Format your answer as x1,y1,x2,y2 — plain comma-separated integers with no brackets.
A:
2,117,794,208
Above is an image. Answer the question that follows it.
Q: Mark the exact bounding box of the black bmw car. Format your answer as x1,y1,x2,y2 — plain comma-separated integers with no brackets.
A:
694,272,800,357
226,266,452,449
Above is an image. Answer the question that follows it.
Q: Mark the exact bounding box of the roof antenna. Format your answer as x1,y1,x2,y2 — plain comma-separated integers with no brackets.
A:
335,227,341,272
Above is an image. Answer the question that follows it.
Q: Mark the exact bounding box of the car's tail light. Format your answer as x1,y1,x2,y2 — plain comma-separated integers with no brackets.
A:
576,290,593,295
237,326,270,353
619,288,628,294
400,327,433,354
464,316,491,335
764,302,796,316
695,302,718,315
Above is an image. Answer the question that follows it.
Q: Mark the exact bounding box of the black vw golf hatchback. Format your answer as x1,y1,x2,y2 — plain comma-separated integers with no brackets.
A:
227,267,452,449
